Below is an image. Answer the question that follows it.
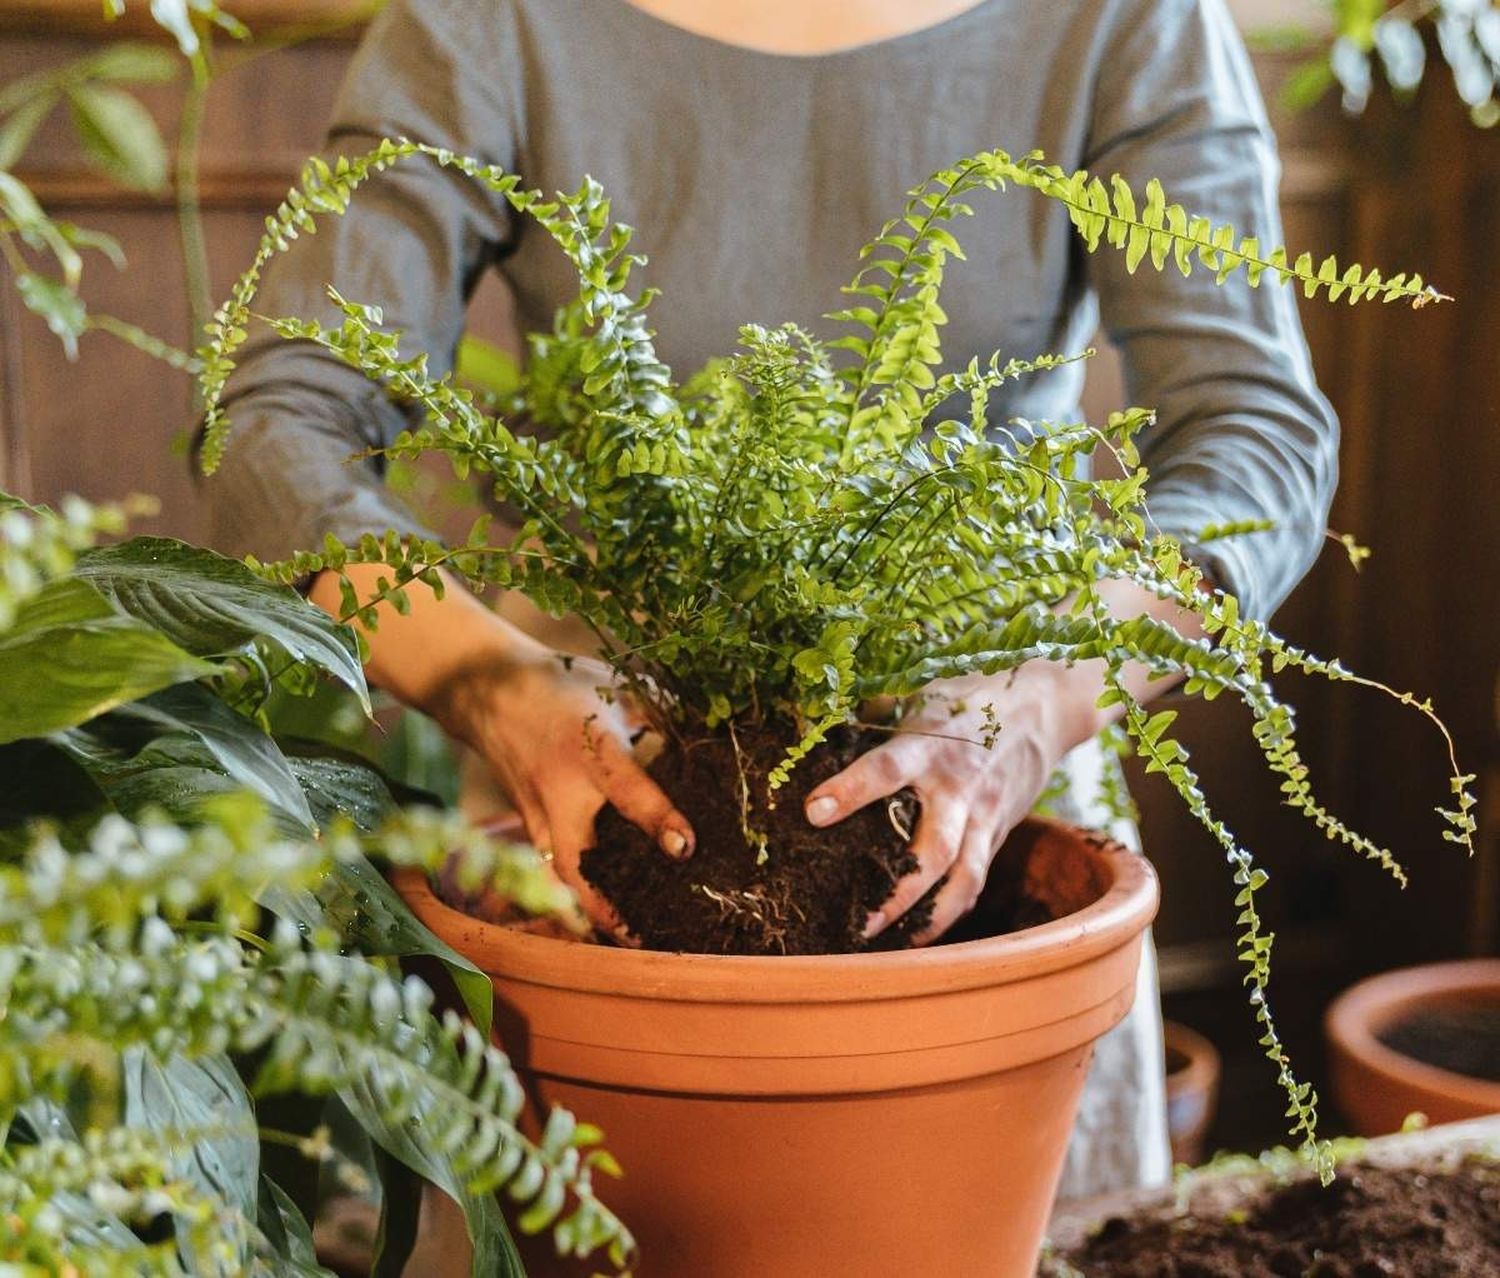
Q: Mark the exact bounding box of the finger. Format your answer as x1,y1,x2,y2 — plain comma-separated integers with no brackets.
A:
804,735,926,828
544,782,635,942
865,791,968,939
911,820,996,947
586,725,695,859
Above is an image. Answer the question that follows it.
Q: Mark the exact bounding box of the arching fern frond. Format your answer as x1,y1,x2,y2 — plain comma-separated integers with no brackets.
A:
0,1124,257,1278
975,151,1448,305
1,929,635,1271
829,150,1447,437
0,799,574,953
198,139,680,478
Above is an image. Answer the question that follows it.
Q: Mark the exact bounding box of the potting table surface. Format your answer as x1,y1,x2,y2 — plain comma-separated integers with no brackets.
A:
1044,1113,1500,1256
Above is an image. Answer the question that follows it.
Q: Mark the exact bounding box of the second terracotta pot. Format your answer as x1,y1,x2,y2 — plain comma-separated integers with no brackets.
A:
1164,1020,1222,1167
395,817,1158,1278
1326,958,1500,1136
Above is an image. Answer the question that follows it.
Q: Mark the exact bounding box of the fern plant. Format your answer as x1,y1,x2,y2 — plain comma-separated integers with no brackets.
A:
194,138,1477,1178
0,493,636,1275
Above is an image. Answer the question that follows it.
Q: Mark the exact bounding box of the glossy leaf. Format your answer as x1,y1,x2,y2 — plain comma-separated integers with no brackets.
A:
53,682,316,833
256,1177,337,1278
0,578,218,744
121,1049,259,1269
76,537,368,708
338,1063,524,1278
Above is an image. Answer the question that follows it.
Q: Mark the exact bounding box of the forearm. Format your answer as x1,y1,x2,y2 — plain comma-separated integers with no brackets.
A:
309,563,548,721
1017,576,1209,756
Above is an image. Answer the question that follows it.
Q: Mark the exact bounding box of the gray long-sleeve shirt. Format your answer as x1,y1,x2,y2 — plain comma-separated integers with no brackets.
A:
210,0,1338,622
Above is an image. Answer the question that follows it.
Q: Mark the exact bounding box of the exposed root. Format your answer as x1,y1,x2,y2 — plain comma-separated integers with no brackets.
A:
691,882,804,954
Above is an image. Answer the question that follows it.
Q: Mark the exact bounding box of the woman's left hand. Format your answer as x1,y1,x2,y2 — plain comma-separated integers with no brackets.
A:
803,663,1096,946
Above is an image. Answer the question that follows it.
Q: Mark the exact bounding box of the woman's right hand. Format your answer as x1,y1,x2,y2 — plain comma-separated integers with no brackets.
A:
433,649,695,936
310,563,694,938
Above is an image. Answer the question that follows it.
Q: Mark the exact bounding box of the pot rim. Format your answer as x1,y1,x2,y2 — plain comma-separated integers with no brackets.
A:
1163,1019,1222,1094
1325,958,1500,1107
392,816,1158,1003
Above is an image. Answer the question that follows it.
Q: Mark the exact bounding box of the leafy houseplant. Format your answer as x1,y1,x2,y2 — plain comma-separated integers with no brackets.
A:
199,138,1475,1183
0,495,636,1275
4,8,644,1270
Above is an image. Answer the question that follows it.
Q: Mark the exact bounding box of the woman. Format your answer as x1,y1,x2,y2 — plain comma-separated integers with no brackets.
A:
212,0,1336,1219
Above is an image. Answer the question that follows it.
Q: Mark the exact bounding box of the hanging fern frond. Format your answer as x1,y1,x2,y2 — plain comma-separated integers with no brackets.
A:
198,138,682,477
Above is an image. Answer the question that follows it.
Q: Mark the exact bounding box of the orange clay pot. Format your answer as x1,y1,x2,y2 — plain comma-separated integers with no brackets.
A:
393,817,1158,1278
1163,1020,1222,1168
1326,959,1500,1136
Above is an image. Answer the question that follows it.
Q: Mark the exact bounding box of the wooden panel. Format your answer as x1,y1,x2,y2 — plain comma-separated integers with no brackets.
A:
0,24,357,543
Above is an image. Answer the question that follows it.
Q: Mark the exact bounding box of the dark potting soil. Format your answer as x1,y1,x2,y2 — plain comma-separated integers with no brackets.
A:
1378,1006,1500,1083
1053,1158,1500,1278
582,725,1051,955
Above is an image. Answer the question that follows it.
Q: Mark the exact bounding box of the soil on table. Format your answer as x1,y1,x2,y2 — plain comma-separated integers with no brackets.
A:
1051,1158,1500,1278
581,723,1051,955
1378,1006,1500,1083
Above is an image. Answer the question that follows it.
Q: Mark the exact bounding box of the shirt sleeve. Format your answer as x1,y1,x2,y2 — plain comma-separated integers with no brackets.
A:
205,0,521,563
1084,0,1339,621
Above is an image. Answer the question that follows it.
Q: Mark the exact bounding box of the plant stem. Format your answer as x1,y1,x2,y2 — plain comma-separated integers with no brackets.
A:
176,60,212,386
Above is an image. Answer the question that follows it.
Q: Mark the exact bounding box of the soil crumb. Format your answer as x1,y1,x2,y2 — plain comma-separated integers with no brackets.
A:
581,723,1049,955
1052,1158,1499,1278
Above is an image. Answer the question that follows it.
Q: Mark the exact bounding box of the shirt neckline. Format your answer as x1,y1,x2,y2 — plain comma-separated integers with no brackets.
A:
607,0,1003,62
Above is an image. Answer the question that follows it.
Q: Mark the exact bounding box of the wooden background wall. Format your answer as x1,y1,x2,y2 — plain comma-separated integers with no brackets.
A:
2,0,1495,1149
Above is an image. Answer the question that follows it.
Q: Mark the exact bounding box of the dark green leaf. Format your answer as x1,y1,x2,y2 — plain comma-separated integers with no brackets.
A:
339,1062,523,1278
0,740,111,855
53,683,316,833
256,1177,337,1278
122,1049,259,1269
0,578,218,744
282,744,403,832
261,855,494,1039
262,744,496,1033
11,1099,142,1250
76,538,369,709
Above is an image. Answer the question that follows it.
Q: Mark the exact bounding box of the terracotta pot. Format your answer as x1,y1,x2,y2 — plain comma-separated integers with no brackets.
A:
1326,959,1500,1137
393,817,1158,1278
1163,1020,1221,1167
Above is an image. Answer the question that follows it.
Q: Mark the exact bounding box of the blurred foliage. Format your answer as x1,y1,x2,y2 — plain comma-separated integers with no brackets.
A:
1257,1,1500,127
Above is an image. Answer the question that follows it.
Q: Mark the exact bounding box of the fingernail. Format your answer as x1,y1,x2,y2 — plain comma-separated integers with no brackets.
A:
661,829,689,858
806,796,839,826
862,910,886,939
